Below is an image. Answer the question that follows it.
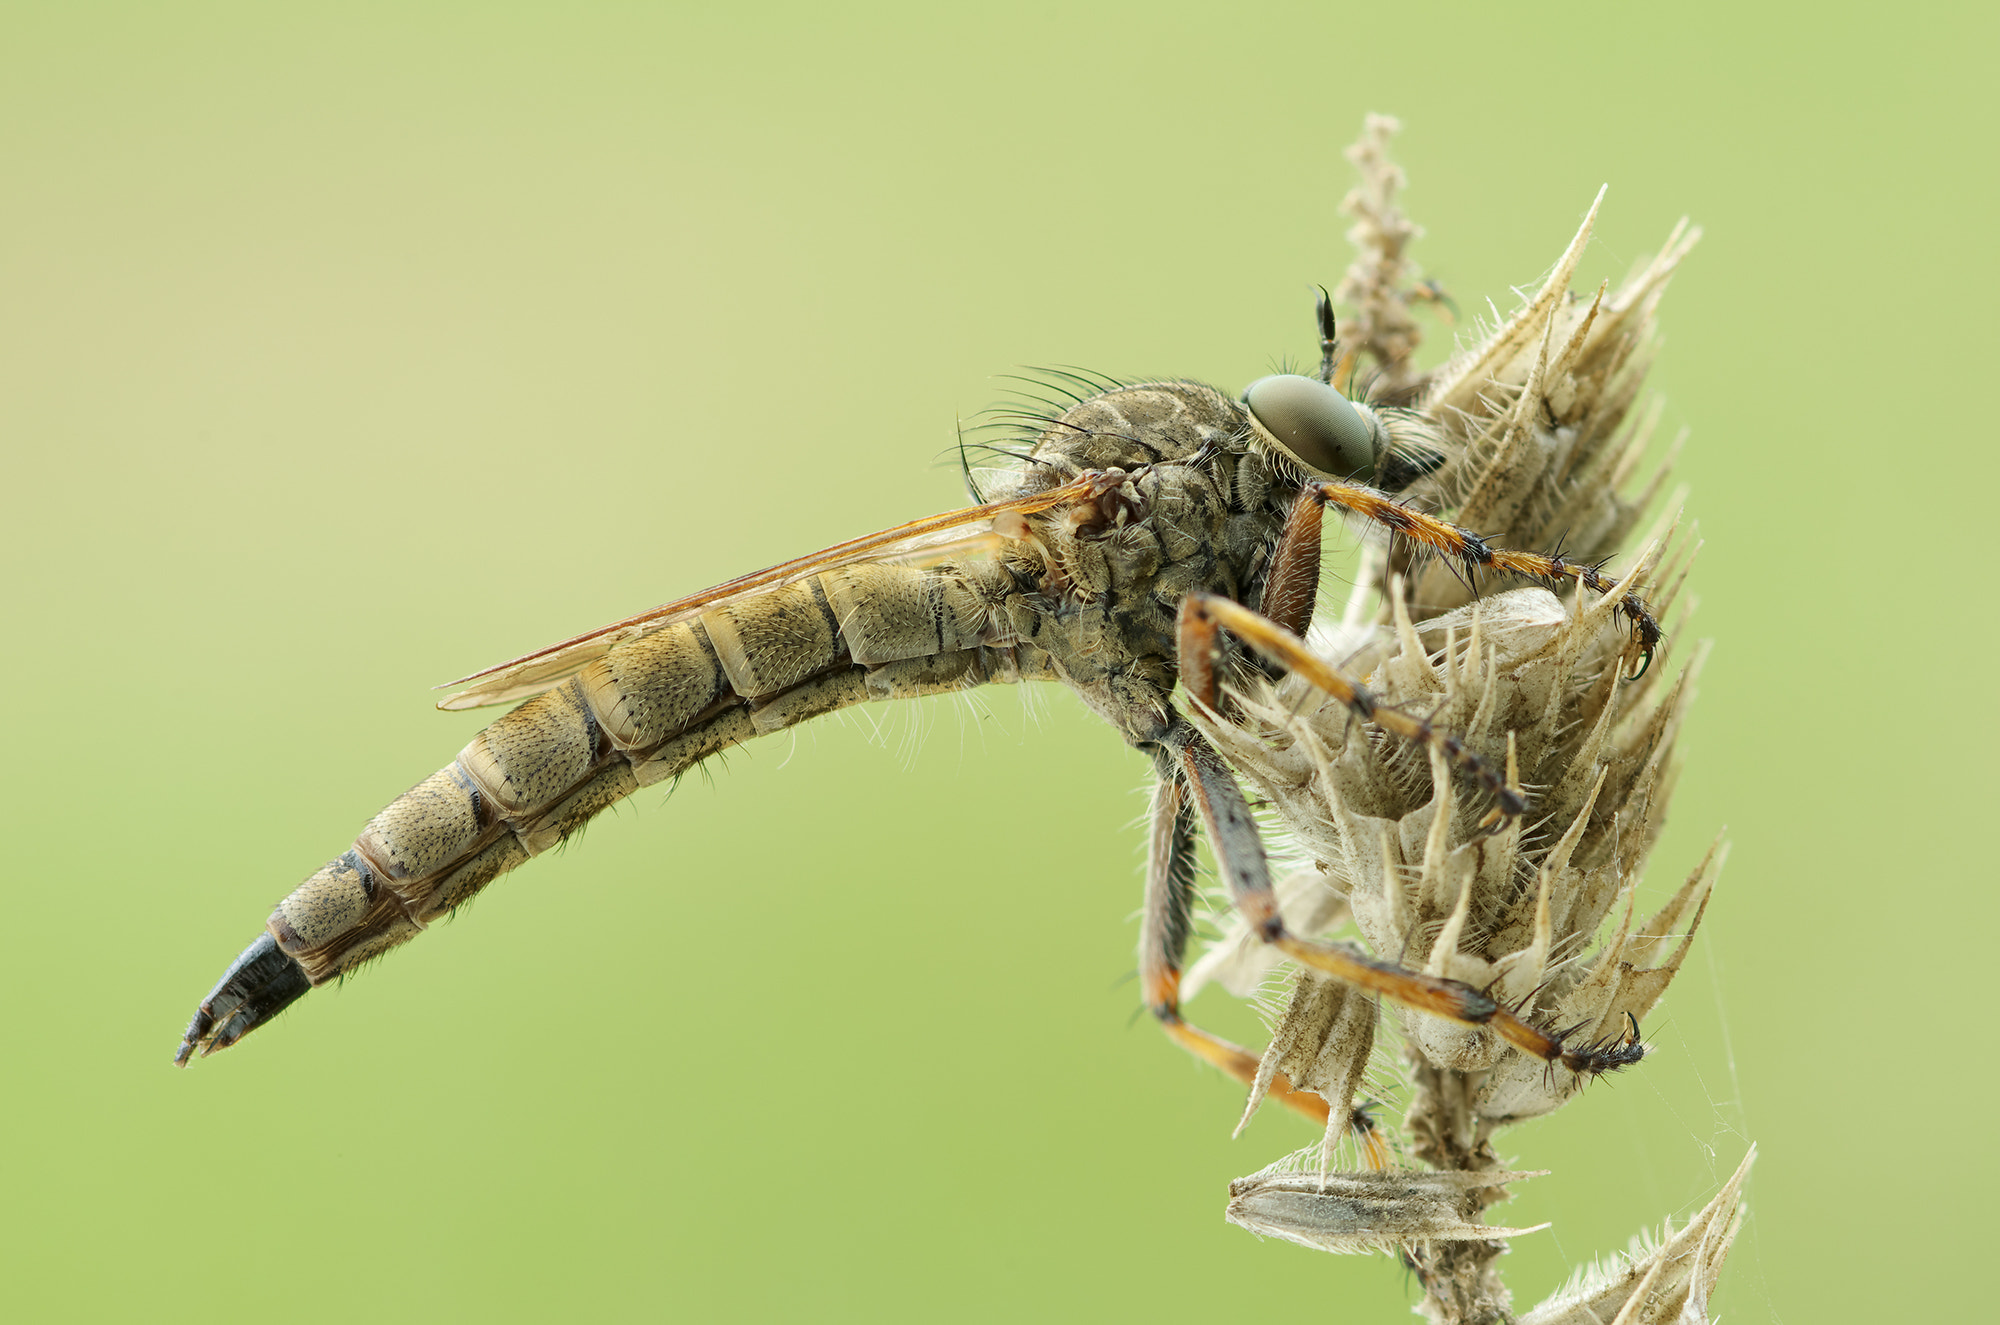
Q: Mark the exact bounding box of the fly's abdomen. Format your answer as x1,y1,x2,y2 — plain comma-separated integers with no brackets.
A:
177,559,1042,1062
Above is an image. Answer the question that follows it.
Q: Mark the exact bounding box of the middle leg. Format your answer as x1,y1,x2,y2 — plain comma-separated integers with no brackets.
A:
1138,752,1331,1125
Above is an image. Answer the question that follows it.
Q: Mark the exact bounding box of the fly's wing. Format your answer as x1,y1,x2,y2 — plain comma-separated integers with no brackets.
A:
436,476,1091,710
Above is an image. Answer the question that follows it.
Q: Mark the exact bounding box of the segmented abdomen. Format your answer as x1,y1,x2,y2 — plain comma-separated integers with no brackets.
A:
268,561,1042,986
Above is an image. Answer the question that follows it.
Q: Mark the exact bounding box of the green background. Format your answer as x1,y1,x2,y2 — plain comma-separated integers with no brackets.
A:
3,3,1990,1319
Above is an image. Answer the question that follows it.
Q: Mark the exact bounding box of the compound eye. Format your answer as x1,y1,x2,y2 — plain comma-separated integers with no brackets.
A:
1243,374,1379,478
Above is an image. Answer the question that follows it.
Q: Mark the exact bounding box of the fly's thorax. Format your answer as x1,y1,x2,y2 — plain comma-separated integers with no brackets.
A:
985,381,1304,744
1015,380,1293,597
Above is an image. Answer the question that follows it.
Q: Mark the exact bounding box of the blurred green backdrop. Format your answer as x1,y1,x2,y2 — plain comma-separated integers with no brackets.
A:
3,3,1991,1320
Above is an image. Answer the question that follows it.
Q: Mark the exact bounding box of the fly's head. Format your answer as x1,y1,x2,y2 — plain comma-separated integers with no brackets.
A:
1238,372,1449,495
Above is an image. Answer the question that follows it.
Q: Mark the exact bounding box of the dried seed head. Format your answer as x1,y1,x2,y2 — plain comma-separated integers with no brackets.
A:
1186,116,1743,1323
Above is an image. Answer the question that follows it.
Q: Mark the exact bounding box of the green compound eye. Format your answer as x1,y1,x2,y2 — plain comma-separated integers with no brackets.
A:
1243,373,1383,479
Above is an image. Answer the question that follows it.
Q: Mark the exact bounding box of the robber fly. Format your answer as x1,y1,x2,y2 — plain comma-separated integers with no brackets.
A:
174,292,1658,1113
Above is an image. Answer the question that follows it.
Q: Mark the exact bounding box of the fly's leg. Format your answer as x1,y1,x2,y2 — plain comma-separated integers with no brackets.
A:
1138,764,1330,1125
1184,488,1324,726
1167,610,1642,1077
1255,487,1324,640
1306,480,1663,677
1349,1101,1395,1172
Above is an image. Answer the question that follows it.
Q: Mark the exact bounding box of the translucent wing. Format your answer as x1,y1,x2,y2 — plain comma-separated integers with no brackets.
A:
435,477,1092,710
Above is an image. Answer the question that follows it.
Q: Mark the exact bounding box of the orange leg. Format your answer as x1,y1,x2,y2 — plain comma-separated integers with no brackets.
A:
1257,487,1325,640
1349,1101,1395,1172
1306,479,1661,677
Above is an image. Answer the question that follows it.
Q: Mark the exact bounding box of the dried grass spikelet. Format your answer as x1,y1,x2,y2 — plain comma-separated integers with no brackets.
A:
1190,116,1747,1325
1333,116,1426,398
1226,1166,1551,1256
1519,1147,1755,1325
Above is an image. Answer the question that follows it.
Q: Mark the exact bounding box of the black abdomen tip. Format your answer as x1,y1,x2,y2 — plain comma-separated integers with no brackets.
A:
172,933,312,1066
